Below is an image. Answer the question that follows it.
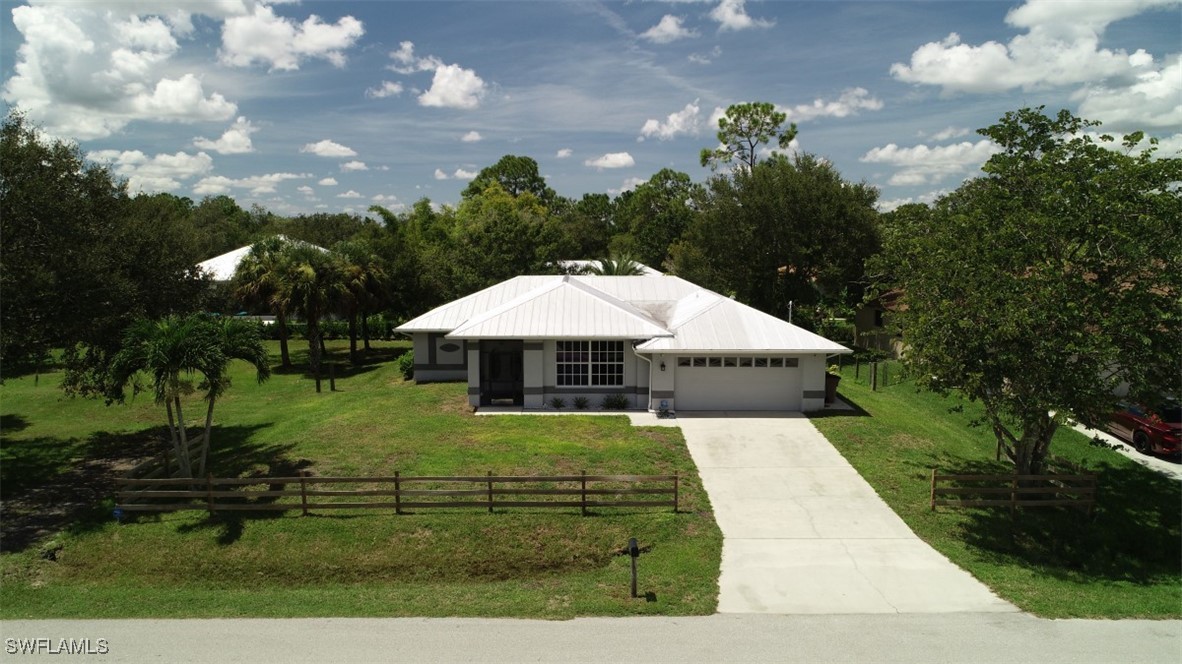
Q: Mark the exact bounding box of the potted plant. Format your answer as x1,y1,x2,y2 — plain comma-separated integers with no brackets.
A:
824,365,841,405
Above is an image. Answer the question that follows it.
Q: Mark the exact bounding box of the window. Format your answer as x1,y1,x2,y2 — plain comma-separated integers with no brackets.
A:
557,340,624,386
770,358,784,368
723,357,737,367
754,357,768,367
692,357,707,367
738,357,753,367
708,357,722,367
677,357,691,367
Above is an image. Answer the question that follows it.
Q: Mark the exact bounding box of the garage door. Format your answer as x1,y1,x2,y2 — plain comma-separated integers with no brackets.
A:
674,356,802,411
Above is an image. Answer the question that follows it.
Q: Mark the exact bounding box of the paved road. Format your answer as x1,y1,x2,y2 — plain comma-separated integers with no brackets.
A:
1071,423,1182,481
2,614,1179,663
677,413,1014,614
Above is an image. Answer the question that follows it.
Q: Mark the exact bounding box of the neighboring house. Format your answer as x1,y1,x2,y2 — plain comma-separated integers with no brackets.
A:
396,274,850,412
854,290,904,359
195,235,328,283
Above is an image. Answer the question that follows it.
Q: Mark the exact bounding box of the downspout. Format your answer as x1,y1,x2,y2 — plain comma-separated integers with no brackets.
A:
633,343,654,413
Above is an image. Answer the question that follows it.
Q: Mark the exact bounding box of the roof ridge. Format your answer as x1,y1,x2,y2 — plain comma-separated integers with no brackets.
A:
447,277,567,336
666,290,724,330
567,276,673,335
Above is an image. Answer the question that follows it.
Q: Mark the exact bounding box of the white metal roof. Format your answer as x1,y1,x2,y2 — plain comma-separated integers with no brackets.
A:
636,292,851,354
397,274,850,354
195,235,327,282
446,277,672,340
197,245,254,282
396,276,555,332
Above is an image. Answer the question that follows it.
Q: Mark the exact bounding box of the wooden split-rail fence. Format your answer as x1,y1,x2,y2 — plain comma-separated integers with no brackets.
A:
115,471,679,516
929,469,1097,515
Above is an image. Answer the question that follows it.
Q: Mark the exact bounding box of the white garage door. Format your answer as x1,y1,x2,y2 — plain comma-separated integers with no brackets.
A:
674,356,802,411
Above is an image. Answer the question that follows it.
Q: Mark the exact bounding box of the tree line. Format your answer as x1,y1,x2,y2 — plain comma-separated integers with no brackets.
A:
3,104,1177,478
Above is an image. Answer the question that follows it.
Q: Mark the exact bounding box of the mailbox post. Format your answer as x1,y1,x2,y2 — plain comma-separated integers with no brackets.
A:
628,537,640,598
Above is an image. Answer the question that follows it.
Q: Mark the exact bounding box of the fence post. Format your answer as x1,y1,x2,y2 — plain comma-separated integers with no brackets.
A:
929,469,937,511
394,470,402,515
300,471,309,516
883,362,889,386
1010,475,1018,517
487,470,494,514
855,358,860,380
206,473,215,515
581,470,587,516
329,363,337,392
871,362,878,391
673,473,679,513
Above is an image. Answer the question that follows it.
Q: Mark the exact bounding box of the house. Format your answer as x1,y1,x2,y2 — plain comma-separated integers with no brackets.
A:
396,274,850,412
853,289,904,358
195,235,328,282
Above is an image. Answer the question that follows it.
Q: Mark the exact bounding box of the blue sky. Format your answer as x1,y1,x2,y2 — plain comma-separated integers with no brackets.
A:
3,0,1179,217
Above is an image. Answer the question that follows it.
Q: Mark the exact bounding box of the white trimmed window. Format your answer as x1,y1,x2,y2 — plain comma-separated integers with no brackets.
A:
557,341,624,386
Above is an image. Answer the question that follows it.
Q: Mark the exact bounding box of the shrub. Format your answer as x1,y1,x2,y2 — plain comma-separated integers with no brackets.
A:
549,397,566,410
600,393,630,410
396,350,414,381
573,396,590,410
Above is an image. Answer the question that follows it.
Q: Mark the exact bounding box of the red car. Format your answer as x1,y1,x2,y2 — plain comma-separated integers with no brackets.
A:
1107,400,1182,457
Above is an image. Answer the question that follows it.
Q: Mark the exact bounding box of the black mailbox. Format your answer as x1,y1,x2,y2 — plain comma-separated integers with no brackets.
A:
628,537,639,558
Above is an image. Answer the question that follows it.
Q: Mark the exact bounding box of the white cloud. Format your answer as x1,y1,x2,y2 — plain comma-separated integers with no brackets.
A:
434,168,449,180
585,152,636,169
193,171,311,196
387,41,487,110
877,189,950,213
365,81,403,99
556,148,573,159
219,4,364,71
688,46,722,65
927,126,971,141
709,0,774,31
193,116,257,154
860,140,1001,186
340,160,368,172
300,139,357,158
2,4,237,139
889,0,1179,131
780,88,883,122
461,131,483,142
639,100,701,141
608,177,647,196
419,64,486,109
297,185,314,195
706,106,728,131
337,190,363,199
640,15,699,44
371,194,399,203
318,177,338,186
1076,58,1182,129
88,148,213,193
453,168,477,180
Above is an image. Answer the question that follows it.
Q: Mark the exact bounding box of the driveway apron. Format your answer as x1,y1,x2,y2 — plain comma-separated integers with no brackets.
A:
678,412,1017,614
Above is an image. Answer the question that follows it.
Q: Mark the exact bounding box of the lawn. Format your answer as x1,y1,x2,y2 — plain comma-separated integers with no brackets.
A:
0,341,722,619
812,365,1182,619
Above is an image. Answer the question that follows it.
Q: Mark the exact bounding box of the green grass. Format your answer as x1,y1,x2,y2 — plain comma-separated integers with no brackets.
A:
812,368,1182,619
0,341,722,619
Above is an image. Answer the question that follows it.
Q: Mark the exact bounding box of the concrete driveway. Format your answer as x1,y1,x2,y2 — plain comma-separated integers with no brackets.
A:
677,412,1017,614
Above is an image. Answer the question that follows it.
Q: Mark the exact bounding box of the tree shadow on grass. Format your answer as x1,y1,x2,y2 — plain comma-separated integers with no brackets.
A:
0,423,280,553
929,453,1181,587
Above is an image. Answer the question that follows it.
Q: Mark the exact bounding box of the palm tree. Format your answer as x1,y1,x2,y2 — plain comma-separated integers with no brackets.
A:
108,314,269,478
196,317,271,476
333,239,389,363
590,254,647,276
233,236,294,368
273,243,344,381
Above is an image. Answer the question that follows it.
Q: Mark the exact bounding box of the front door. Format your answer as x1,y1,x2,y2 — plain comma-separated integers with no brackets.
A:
480,341,524,406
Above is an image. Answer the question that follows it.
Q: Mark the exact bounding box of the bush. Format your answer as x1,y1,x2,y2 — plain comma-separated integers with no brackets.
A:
549,397,566,410
600,393,630,410
396,350,414,381
573,396,590,410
